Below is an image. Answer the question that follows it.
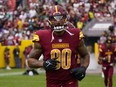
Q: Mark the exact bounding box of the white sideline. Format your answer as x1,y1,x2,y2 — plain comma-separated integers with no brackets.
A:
0,69,45,76
0,72,23,76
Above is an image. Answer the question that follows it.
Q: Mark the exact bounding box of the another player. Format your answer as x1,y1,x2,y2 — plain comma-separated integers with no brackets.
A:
27,5,90,87
98,37,116,87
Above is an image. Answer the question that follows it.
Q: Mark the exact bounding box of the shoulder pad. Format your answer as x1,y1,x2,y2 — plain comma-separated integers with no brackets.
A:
79,31,84,40
32,33,40,42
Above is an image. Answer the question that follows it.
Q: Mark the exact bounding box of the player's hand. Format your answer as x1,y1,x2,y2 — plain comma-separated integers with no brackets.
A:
43,58,60,70
102,57,108,61
70,66,86,81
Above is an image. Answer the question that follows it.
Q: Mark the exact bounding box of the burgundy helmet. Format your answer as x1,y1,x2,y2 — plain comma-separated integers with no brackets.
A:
47,5,69,31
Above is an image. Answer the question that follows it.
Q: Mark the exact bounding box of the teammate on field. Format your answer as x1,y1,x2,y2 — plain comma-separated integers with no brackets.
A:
98,37,116,87
27,5,90,87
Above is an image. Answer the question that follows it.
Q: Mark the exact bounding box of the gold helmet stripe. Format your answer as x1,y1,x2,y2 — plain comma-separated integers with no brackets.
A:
55,6,58,13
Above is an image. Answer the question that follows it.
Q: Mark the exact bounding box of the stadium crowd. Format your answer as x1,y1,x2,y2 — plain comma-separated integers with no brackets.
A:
0,0,115,46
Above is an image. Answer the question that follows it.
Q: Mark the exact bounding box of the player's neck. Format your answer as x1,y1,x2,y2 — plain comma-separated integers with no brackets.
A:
54,30,65,36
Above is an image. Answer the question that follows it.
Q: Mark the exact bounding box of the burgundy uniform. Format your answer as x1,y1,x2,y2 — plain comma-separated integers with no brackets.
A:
34,28,84,87
99,43,116,87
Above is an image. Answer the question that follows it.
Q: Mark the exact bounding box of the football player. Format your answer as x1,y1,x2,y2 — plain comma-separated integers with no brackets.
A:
98,37,116,87
27,5,90,87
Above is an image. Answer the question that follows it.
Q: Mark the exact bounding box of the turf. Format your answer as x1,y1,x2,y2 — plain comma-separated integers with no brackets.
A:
0,69,116,87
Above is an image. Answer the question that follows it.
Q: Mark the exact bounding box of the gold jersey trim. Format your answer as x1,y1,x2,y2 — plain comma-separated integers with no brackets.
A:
105,52,112,55
32,34,39,42
79,31,84,40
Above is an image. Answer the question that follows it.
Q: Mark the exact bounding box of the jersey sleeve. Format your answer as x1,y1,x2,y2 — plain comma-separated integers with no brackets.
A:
99,45,103,52
98,44,104,56
79,31,84,40
32,32,40,42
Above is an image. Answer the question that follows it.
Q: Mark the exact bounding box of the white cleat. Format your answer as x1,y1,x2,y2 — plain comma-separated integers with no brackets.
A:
6,66,11,70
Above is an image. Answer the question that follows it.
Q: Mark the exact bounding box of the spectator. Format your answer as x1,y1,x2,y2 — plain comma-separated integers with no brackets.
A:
16,0,23,8
7,33,14,45
4,47,11,70
77,19,84,30
21,32,28,40
28,17,34,31
23,44,39,75
13,44,21,68
16,18,24,31
88,10,94,21
19,10,27,23
29,6,37,18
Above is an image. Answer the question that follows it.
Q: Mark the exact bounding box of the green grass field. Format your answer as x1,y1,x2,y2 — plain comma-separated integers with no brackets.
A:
0,69,116,87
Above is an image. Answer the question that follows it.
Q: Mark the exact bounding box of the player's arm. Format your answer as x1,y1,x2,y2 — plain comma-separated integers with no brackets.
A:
98,54,108,62
27,42,60,70
98,48,103,64
71,39,90,81
98,45,108,63
77,39,90,68
98,54,102,64
27,42,44,68
98,55,103,65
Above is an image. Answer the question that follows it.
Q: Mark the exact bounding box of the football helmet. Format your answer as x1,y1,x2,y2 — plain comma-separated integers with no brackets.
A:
47,5,68,32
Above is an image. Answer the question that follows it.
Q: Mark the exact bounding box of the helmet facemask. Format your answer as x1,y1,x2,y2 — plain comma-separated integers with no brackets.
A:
48,14,67,32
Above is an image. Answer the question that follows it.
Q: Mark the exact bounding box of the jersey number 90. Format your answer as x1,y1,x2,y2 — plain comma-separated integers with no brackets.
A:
51,48,71,70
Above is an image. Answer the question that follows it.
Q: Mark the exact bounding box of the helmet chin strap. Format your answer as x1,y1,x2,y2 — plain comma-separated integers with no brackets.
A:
51,28,74,42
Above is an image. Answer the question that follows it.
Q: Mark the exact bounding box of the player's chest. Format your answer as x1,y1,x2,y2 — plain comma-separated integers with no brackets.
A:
41,35,78,51
104,48,113,56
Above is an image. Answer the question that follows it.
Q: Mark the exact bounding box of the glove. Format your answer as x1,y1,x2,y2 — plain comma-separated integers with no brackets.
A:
70,66,86,81
102,57,108,62
43,58,60,70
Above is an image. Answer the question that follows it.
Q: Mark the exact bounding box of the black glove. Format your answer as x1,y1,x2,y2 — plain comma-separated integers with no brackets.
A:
43,58,60,70
71,66,86,81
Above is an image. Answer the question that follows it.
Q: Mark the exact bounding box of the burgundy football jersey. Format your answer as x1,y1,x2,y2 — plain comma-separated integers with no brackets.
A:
99,43,116,67
33,28,84,81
